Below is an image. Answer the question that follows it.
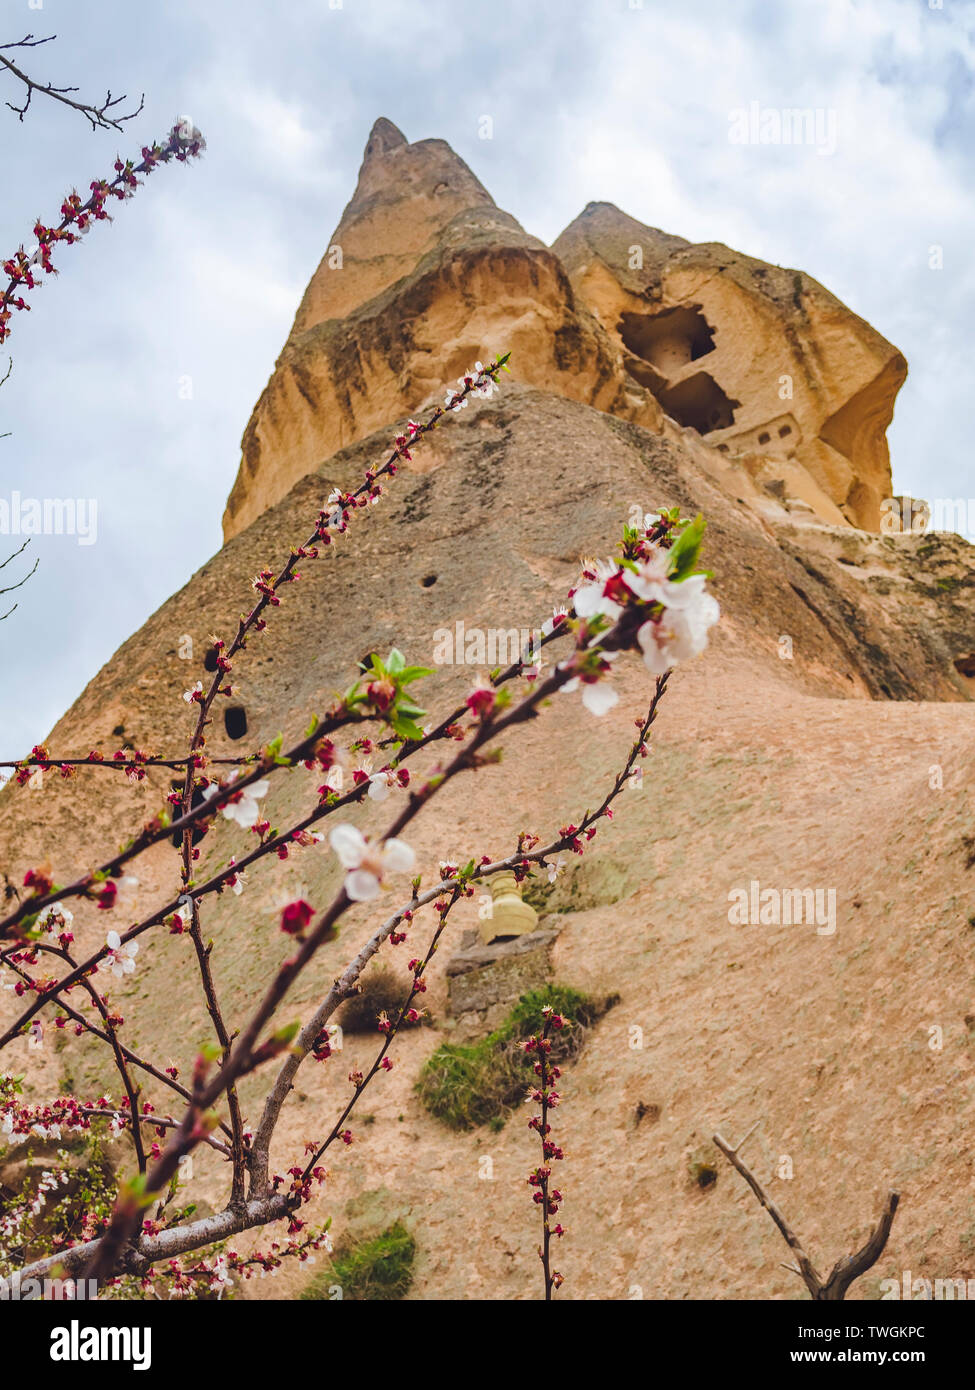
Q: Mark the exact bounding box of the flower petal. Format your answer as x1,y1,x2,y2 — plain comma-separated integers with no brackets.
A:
582,683,620,716
381,838,416,875
329,823,366,868
345,869,381,902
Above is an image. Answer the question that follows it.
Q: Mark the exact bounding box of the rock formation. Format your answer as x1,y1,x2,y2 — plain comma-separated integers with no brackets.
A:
553,202,907,531
3,119,974,1302
226,120,906,541
223,119,653,540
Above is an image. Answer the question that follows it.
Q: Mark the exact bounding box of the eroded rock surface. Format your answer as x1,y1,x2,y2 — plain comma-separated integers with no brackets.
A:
226,121,906,541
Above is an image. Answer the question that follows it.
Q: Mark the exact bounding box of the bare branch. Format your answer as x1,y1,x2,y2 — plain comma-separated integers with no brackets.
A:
0,538,38,620
713,1128,900,1300
0,33,143,130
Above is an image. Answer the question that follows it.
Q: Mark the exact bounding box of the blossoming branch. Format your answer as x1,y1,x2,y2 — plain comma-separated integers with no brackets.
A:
0,118,206,345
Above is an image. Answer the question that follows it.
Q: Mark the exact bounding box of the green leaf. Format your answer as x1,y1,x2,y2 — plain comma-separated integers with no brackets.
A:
396,665,434,685
391,716,426,741
667,513,707,581
395,698,427,719
386,648,406,675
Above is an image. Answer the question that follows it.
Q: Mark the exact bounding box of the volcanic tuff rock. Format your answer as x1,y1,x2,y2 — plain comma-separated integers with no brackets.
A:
553,202,907,531
226,120,906,540
224,119,654,539
3,118,975,1301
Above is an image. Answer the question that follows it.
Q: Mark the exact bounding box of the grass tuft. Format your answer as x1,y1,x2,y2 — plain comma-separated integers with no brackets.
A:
301,1221,416,1301
416,984,615,1130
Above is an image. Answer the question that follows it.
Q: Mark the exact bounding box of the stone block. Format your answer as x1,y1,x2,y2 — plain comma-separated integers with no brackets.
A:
446,927,560,1016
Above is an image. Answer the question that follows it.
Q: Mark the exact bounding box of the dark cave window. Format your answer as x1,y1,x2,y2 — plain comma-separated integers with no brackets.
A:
224,706,248,740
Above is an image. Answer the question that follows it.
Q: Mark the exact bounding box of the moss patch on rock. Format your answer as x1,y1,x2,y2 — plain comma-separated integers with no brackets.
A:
417,984,616,1130
301,1221,416,1301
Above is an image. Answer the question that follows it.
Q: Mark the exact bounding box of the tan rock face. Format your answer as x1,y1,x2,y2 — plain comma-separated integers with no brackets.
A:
553,202,906,530
225,129,906,541
8,118,965,1304
4,387,975,1300
223,121,659,541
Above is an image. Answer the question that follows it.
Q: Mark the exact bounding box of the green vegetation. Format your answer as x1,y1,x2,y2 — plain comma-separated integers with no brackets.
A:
417,984,615,1130
301,1221,416,1301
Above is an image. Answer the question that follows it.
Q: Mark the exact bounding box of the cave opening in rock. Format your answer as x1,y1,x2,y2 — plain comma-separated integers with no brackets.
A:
224,706,248,740
617,305,716,375
169,780,210,849
654,371,741,434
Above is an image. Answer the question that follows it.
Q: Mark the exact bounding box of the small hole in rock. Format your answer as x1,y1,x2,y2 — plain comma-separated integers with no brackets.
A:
758,431,771,445
169,781,209,849
224,706,248,741
421,574,437,588
204,647,220,672
778,424,792,437
696,1165,718,1190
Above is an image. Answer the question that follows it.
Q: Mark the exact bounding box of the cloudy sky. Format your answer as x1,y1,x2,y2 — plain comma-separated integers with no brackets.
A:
0,0,972,755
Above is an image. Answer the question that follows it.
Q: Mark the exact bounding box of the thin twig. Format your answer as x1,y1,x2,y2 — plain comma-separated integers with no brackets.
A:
0,34,143,130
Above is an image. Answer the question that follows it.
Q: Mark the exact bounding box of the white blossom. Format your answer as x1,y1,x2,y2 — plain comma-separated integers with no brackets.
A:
637,574,720,674
103,930,139,979
573,558,624,623
471,361,498,399
581,682,619,717
329,825,416,902
37,904,73,933
216,777,271,829
367,773,391,802
547,858,566,884
541,607,568,637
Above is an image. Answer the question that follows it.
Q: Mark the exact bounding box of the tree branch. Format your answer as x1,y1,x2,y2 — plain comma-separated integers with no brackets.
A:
0,34,143,130
713,1128,900,1300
